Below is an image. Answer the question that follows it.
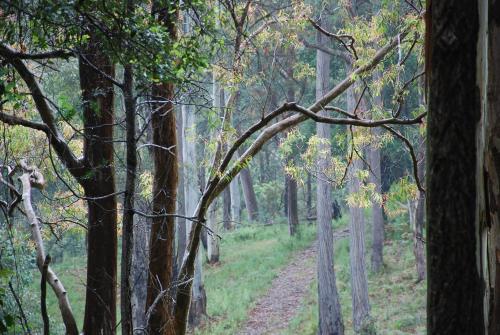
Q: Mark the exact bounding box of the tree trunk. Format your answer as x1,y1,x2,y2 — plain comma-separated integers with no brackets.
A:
315,23,344,335
286,60,299,236
368,71,384,274
414,136,426,282
132,201,150,330
488,0,500,332
223,186,232,230
346,82,373,334
146,82,178,335
306,172,313,220
427,1,486,333
239,165,260,223
182,102,207,325
121,63,137,335
79,33,118,335
177,106,187,269
230,173,241,224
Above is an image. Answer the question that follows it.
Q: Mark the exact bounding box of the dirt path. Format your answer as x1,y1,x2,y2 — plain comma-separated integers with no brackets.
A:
237,243,317,335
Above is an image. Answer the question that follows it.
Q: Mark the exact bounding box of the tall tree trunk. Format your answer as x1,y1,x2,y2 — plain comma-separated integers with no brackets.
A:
488,0,500,332
285,56,299,236
427,1,487,333
223,186,232,229
413,136,426,282
182,103,207,325
79,32,118,335
346,82,373,334
177,106,186,269
315,22,344,335
121,63,137,335
132,201,150,330
206,200,219,262
368,72,384,274
239,165,260,222
145,4,179,334
306,172,313,219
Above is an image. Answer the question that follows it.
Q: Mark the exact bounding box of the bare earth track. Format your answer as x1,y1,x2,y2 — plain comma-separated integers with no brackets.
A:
237,243,317,335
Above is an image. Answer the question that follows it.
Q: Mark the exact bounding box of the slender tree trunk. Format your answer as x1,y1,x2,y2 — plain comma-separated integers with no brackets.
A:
182,103,207,324
368,71,384,273
132,201,150,330
427,1,486,333
79,32,118,335
315,22,344,335
413,136,426,282
239,165,260,222
223,186,232,229
488,1,500,332
121,63,137,335
230,173,241,224
346,81,373,334
285,60,299,236
177,107,187,269
206,200,219,262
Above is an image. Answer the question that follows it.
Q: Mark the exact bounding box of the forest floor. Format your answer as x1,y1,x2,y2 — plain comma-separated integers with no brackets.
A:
237,229,350,335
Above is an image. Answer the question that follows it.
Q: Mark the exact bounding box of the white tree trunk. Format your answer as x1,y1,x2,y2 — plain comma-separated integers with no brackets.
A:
182,103,206,325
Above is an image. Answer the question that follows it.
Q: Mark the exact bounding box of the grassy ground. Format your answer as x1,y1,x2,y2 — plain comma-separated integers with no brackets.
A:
285,218,426,335
28,218,425,335
197,223,316,334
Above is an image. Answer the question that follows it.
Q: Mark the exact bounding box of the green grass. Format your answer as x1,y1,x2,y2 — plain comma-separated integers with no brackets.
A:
284,227,426,335
198,223,316,334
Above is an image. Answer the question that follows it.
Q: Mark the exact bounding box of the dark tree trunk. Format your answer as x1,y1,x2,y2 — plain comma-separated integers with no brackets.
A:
287,175,299,235
79,32,117,335
315,21,344,335
488,0,500,332
427,1,486,334
177,107,186,269
146,79,178,335
120,63,137,335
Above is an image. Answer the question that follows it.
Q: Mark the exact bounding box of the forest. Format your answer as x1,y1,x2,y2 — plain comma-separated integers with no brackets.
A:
0,0,498,335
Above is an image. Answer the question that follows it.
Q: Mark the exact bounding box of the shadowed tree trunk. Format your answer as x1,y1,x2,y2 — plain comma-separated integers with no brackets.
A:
230,173,241,224
315,21,344,335
120,62,137,335
79,31,118,335
414,135,426,282
177,108,187,269
427,1,487,334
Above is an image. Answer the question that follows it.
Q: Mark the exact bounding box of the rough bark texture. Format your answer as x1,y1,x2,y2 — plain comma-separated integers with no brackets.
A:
346,83,373,334
315,24,344,335
79,34,118,334
488,0,500,332
121,63,137,335
427,1,485,334
414,137,426,282
146,83,178,335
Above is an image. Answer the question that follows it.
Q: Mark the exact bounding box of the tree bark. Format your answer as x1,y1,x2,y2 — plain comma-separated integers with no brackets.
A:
369,72,384,274
315,22,344,335
414,136,426,282
230,173,241,224
182,102,207,325
79,33,118,334
346,81,373,333
427,1,486,334
239,165,260,223
488,0,500,332
177,106,187,269
120,63,137,335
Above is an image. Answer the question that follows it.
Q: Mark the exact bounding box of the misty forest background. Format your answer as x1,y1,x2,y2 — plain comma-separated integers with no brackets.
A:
0,0,429,334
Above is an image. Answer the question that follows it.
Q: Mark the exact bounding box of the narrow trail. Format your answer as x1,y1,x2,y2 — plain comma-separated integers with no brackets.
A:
237,229,350,335
237,243,318,335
